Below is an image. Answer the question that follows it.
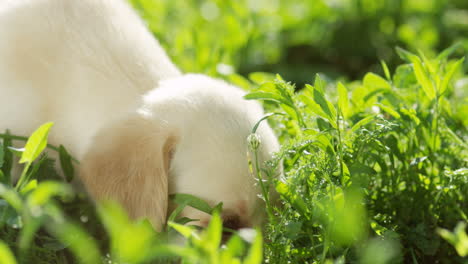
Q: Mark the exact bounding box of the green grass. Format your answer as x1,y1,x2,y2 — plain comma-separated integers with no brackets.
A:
1,1,468,263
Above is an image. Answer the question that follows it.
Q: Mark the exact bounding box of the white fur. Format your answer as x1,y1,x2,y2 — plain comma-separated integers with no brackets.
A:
0,0,280,230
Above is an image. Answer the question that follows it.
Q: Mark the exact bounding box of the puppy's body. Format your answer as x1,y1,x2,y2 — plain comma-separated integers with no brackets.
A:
0,0,279,230
0,0,180,157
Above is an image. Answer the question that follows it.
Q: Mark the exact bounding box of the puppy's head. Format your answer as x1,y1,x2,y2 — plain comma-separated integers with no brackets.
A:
141,74,281,230
80,74,280,232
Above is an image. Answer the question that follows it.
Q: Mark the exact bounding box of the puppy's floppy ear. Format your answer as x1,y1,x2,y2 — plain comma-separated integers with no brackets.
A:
79,115,178,231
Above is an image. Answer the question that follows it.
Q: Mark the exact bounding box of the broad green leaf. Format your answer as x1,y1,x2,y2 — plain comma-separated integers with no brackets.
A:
59,145,74,182
299,91,329,121
326,189,367,245
396,46,419,62
27,181,72,207
47,221,101,264
400,108,421,125
243,229,263,264
440,57,464,95
393,64,417,88
437,42,463,61
311,86,336,123
97,201,155,263
170,193,213,214
168,222,198,240
376,104,401,119
314,74,326,94
249,72,275,85
228,74,251,90
412,58,436,100
222,235,245,259
437,222,468,257
337,82,349,118
0,184,22,212
202,211,222,251
349,116,375,133
0,241,17,264
19,179,37,195
19,122,54,164
244,92,283,105
363,73,391,90
419,51,437,77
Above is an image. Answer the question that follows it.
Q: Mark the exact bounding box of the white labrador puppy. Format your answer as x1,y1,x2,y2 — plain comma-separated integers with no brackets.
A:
0,0,280,231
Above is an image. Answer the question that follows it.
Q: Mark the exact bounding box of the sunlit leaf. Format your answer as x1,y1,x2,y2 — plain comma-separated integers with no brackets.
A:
19,122,54,164
0,241,17,264
437,42,463,61
170,193,213,214
337,82,349,118
47,221,101,264
59,145,74,182
440,57,464,95
0,143,4,170
243,229,263,264
349,115,375,133
363,73,391,90
381,60,391,80
437,222,468,257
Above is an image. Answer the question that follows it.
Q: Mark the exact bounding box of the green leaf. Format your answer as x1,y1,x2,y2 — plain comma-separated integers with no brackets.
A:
19,122,54,164
222,235,246,259
363,73,391,90
1,133,13,180
249,72,275,85
299,90,328,121
314,74,326,94
311,86,336,123
0,184,23,212
244,92,283,104
47,221,102,264
59,145,75,182
437,42,463,61
251,113,284,134
412,58,436,100
349,116,375,133
97,201,156,263
440,57,464,95
376,103,401,119
0,241,17,264
396,46,419,62
437,222,468,257
380,60,391,80
244,229,263,264
27,181,72,207
0,142,4,169
337,82,349,118
202,211,222,251
168,221,198,240
170,193,214,215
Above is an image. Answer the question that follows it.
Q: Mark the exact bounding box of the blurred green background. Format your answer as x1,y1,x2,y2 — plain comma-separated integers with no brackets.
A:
131,0,468,84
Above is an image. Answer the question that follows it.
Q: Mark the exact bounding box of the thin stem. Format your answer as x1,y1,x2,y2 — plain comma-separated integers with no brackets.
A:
253,149,275,223
15,162,31,191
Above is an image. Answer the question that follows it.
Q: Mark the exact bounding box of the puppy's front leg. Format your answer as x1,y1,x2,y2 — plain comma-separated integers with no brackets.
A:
79,115,178,231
